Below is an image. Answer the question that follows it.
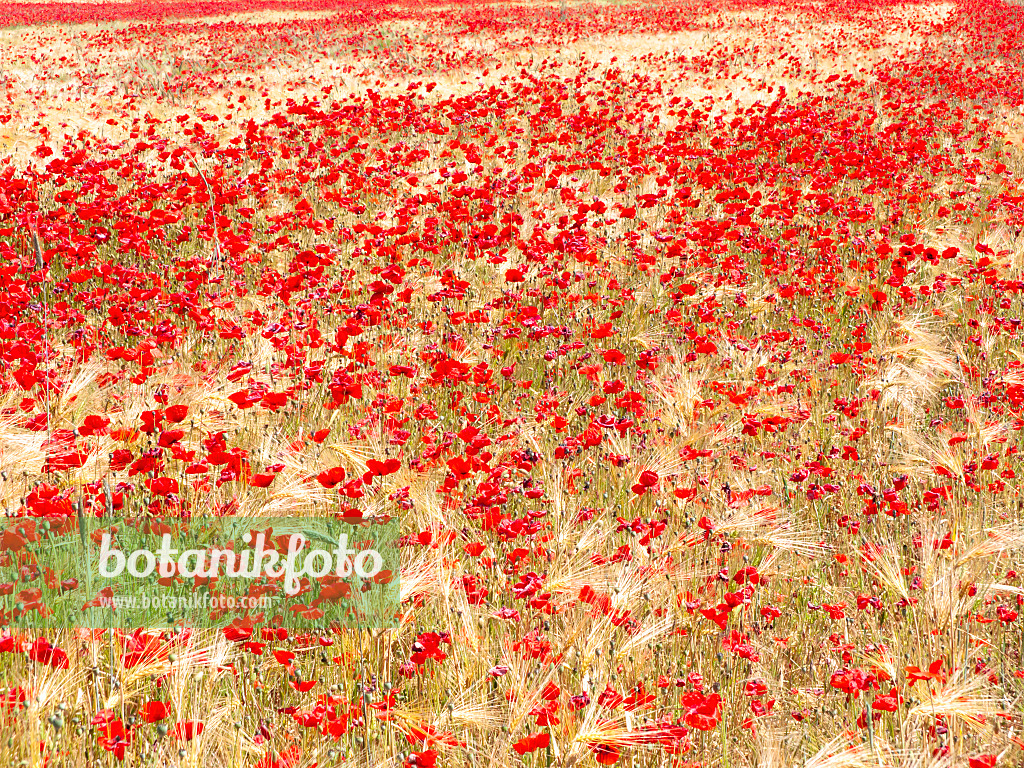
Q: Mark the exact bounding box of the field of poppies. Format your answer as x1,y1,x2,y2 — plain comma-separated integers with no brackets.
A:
1,0,1024,764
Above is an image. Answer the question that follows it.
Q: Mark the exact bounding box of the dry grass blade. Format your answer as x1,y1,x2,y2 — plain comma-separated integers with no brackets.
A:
801,736,882,768
956,524,1024,561
906,669,1008,732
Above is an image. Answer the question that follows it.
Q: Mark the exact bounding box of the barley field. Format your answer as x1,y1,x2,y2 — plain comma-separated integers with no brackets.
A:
1,0,1024,766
